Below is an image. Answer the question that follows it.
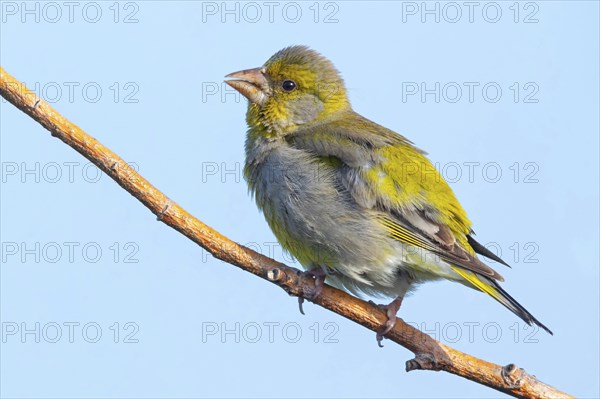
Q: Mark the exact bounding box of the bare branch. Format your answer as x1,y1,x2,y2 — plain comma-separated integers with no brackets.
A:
0,66,573,399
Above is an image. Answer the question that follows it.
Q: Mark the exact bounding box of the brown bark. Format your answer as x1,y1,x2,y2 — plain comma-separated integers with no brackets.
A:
0,66,573,399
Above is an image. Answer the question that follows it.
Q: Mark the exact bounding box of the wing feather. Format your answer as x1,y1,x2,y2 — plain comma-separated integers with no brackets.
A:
287,111,505,281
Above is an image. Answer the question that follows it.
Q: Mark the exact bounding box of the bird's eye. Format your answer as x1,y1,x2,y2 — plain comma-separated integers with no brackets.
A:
281,80,297,92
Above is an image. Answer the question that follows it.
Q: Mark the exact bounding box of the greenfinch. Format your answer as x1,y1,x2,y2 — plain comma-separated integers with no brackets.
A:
225,45,551,344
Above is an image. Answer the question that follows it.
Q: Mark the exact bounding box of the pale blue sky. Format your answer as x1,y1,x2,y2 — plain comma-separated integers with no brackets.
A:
1,1,599,398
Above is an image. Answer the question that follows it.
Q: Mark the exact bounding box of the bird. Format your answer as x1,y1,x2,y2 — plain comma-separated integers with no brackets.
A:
224,45,552,345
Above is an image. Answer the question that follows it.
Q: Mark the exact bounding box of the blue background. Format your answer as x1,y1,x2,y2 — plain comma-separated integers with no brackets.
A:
1,1,598,397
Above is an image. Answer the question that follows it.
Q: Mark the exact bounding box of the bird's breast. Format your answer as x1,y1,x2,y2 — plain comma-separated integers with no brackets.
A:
245,142,395,276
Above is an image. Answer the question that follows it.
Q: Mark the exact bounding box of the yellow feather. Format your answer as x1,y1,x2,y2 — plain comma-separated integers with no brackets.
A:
451,267,502,301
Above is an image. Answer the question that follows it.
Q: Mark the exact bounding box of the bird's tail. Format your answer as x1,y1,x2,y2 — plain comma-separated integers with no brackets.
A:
451,267,553,335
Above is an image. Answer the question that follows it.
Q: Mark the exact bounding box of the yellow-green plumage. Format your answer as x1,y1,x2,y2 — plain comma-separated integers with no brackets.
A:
227,45,551,335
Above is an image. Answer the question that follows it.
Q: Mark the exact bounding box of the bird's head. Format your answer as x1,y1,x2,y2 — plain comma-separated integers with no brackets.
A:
225,45,350,135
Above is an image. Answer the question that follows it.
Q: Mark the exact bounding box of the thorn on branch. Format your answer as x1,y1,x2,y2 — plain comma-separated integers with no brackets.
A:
33,98,40,109
156,202,171,221
50,126,61,138
406,353,439,372
501,363,524,388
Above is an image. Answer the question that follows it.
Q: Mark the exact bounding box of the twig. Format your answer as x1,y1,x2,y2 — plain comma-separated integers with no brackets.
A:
0,66,573,399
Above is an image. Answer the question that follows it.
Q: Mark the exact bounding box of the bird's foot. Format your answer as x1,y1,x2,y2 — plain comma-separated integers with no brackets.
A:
373,296,403,347
298,268,327,315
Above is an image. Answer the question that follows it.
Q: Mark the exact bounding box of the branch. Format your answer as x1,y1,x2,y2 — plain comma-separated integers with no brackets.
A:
0,66,572,399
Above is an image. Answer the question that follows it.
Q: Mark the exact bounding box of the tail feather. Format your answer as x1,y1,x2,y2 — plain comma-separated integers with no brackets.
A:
451,267,553,335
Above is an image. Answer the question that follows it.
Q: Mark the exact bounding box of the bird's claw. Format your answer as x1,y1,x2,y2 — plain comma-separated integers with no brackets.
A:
373,297,403,347
298,268,326,315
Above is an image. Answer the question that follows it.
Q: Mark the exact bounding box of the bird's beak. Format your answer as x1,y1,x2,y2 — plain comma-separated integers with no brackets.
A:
225,67,270,106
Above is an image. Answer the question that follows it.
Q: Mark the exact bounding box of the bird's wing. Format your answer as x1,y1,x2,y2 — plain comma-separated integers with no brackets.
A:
467,233,511,267
376,211,505,281
287,111,505,281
